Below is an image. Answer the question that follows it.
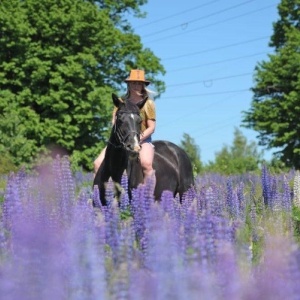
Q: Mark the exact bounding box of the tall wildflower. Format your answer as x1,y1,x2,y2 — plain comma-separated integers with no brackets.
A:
160,190,176,220
215,242,241,299
68,197,106,299
237,182,246,220
105,198,121,264
2,173,22,231
52,155,76,224
282,175,292,212
293,171,300,207
261,164,276,207
246,236,299,300
1,175,70,299
226,180,239,219
131,177,154,243
120,172,130,212
184,200,199,263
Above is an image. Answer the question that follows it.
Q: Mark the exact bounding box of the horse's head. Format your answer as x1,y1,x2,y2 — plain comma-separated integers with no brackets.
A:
111,93,141,155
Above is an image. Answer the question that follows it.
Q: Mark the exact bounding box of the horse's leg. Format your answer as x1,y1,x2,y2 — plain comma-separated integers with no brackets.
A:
93,146,107,177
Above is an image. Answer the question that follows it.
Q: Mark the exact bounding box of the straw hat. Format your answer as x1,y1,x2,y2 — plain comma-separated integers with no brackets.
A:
124,69,150,86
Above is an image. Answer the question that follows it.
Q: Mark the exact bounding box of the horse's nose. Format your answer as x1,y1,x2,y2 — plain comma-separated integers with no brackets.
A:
126,143,140,152
134,144,141,152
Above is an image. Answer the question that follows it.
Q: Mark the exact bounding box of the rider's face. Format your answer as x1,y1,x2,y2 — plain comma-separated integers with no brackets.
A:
128,81,144,93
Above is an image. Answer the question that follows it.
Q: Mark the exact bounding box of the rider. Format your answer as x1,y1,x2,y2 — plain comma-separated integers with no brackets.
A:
94,69,156,183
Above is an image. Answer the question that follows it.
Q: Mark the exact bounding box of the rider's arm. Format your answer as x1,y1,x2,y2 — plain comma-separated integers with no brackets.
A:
140,100,156,141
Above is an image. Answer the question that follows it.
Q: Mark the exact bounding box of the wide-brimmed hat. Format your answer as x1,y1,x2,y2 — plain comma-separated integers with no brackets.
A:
124,69,150,86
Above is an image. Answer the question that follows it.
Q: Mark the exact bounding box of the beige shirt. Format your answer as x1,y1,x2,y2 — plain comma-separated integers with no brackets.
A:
113,98,156,133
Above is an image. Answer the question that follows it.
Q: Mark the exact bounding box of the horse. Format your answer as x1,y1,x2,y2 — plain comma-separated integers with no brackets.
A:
93,93,194,206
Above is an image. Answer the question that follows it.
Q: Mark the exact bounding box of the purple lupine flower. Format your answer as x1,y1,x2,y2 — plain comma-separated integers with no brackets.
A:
282,175,292,212
261,164,277,208
120,171,130,212
250,203,259,242
201,213,217,263
105,199,120,264
2,173,22,231
214,215,233,244
160,190,176,220
50,155,76,224
183,200,198,253
93,185,102,209
104,178,115,210
237,182,246,220
203,184,222,216
4,198,69,300
215,242,241,300
226,180,239,219
110,224,135,300
67,210,106,299
131,182,152,242
143,173,155,210
246,236,298,300
181,186,196,207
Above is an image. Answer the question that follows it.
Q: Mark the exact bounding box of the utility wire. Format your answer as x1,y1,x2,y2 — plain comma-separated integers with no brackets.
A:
143,0,255,38
158,89,250,99
158,91,245,127
146,4,276,43
162,36,269,61
137,0,222,29
168,51,268,73
167,72,252,88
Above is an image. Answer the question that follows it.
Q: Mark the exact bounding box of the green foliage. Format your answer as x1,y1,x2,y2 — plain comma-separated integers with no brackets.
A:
0,0,165,170
0,149,18,175
180,133,203,175
292,206,300,242
242,0,300,168
204,128,263,175
120,208,133,220
262,157,289,174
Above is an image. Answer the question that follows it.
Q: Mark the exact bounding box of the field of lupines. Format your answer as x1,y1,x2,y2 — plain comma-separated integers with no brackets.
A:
1,156,300,299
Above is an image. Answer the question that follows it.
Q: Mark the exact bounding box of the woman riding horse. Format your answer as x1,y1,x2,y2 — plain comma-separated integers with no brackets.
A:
94,69,156,183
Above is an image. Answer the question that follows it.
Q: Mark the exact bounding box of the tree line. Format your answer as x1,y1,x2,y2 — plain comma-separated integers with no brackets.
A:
0,0,299,174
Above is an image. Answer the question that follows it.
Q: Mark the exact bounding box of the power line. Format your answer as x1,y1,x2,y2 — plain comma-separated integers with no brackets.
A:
168,52,268,73
158,89,250,99
146,4,276,43
167,72,252,88
188,115,241,137
137,0,222,29
143,0,255,38
162,36,269,61
158,91,245,127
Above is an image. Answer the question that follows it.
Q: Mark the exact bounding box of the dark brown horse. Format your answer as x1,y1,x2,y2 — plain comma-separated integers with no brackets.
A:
93,94,194,206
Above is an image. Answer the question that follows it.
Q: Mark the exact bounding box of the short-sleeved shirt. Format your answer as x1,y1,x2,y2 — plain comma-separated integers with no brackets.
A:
139,98,156,132
113,98,156,133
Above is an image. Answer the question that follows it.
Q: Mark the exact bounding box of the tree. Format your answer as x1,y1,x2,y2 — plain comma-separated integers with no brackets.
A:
242,0,300,168
0,0,165,170
205,128,263,175
180,133,203,175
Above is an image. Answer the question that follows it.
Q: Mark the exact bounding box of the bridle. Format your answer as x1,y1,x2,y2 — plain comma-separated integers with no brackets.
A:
109,110,141,151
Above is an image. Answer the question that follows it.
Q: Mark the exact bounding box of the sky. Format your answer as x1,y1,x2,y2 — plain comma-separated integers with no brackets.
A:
128,0,280,164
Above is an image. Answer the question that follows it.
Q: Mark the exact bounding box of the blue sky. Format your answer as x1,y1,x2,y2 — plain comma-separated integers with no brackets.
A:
129,0,280,163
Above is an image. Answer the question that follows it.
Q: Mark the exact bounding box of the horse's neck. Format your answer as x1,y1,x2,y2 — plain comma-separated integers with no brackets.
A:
104,143,128,178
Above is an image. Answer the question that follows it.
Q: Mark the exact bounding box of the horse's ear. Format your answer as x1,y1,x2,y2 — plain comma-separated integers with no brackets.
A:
112,93,124,107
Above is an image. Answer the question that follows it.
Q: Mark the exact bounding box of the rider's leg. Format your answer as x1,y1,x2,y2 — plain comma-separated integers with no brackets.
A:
139,142,155,183
93,146,107,176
